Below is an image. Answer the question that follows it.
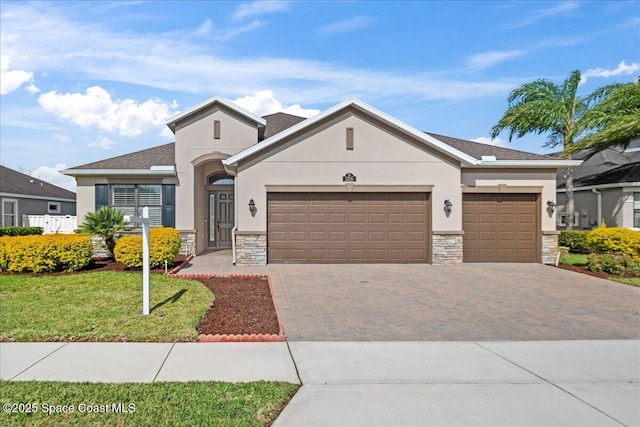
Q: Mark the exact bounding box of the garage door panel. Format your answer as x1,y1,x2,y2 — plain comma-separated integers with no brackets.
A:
463,193,538,263
268,192,429,263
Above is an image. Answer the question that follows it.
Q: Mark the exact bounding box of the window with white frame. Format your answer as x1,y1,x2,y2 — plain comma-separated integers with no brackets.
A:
2,199,18,226
634,192,640,228
110,184,163,227
47,202,61,214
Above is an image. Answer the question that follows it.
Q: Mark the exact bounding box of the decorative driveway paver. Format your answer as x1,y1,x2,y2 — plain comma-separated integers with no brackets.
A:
177,255,640,341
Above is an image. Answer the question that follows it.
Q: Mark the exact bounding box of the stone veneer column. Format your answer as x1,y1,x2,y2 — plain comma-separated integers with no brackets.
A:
541,231,559,265
235,232,267,265
178,230,196,256
431,231,464,265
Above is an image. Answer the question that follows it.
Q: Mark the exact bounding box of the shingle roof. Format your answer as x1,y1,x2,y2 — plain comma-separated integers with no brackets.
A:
262,112,307,139
425,132,555,161
70,142,175,169
0,165,75,200
556,147,640,188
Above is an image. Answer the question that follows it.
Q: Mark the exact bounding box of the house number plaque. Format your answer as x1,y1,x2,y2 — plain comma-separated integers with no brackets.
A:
343,172,356,182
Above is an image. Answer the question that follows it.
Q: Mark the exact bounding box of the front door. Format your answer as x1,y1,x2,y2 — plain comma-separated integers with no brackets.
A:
208,191,234,248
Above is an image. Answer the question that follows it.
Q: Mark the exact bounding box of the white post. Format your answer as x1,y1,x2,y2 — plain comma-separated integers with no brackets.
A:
124,207,152,316
141,207,150,315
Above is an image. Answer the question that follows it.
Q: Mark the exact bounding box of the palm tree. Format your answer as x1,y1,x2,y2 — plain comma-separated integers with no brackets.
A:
566,78,640,156
78,206,127,256
490,70,587,230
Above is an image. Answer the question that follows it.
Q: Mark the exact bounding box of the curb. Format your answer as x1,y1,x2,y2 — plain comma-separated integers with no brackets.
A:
170,272,286,343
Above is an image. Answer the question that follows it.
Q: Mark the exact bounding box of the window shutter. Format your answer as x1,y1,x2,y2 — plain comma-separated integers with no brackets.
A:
95,184,108,210
162,184,175,227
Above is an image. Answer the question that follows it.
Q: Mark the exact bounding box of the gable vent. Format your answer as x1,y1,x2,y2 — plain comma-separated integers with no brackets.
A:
214,120,221,140
346,127,354,150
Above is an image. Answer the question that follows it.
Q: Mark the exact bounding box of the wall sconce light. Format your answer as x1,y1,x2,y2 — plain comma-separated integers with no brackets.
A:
547,200,556,213
248,199,256,210
444,199,453,214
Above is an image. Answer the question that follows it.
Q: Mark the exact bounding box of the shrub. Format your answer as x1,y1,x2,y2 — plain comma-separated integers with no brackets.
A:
114,227,182,269
0,226,43,236
587,253,640,276
586,226,640,258
558,230,591,254
0,234,92,273
78,207,127,256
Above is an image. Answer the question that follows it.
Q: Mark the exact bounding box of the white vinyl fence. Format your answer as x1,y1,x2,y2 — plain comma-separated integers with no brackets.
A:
22,215,78,234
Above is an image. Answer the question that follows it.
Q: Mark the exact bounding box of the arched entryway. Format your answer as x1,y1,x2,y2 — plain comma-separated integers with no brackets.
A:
206,172,235,248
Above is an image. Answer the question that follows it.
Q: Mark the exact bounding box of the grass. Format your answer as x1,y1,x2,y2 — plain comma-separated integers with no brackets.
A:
559,253,589,267
608,277,640,286
0,271,212,342
0,380,299,426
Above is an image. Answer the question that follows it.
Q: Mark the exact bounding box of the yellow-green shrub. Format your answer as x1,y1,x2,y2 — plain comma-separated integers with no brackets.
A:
114,227,182,269
0,234,93,273
586,226,640,259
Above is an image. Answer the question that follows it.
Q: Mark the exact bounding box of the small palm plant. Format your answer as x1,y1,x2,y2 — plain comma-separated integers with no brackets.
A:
78,207,128,257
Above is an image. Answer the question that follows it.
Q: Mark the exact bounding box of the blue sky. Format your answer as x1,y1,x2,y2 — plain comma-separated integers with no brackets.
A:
1,0,638,191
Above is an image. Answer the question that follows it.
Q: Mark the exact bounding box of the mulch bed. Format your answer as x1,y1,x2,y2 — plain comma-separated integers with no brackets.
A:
555,263,639,281
196,276,280,336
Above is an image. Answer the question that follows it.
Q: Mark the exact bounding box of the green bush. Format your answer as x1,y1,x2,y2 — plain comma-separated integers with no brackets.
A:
587,253,640,276
0,226,43,236
114,227,182,269
0,234,93,273
586,226,640,258
558,230,591,254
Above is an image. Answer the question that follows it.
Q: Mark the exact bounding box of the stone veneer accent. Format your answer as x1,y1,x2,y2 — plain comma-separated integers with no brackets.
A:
235,233,267,265
179,231,196,256
91,235,111,258
432,232,463,265
541,232,559,265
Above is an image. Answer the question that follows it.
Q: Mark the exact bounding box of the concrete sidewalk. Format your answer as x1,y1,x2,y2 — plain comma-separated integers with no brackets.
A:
1,340,639,426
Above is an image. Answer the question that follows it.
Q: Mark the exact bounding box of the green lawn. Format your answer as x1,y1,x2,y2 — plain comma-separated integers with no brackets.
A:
0,380,299,427
0,271,212,342
609,277,640,286
559,253,589,267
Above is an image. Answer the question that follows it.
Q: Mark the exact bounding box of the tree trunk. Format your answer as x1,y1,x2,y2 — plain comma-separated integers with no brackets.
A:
565,167,575,230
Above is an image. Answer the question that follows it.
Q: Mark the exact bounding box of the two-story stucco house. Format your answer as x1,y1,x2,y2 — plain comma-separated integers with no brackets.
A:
63,96,580,265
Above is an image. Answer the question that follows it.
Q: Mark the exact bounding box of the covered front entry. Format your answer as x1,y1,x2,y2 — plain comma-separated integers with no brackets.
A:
208,190,234,248
267,192,430,263
462,193,539,262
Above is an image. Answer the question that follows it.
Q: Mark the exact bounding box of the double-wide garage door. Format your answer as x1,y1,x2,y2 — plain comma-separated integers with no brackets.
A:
268,192,429,263
462,193,538,263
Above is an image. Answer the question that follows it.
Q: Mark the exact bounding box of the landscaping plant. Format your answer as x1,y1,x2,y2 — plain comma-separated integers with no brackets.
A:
558,230,591,254
114,227,182,269
586,226,640,258
0,234,92,273
0,226,43,236
78,206,127,256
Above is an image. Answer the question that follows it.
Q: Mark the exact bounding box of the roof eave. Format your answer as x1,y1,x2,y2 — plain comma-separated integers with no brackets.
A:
224,98,479,167
61,167,177,177
166,95,266,133
470,160,583,168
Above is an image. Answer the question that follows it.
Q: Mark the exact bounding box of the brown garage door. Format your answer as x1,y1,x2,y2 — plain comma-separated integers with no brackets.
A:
268,192,430,263
462,193,538,263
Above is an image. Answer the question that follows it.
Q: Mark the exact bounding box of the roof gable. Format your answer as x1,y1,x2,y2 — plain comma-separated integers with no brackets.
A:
0,165,75,200
166,95,266,133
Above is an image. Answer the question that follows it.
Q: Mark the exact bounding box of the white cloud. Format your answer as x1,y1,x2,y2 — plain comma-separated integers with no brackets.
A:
466,50,525,70
0,55,34,94
232,1,290,22
53,133,69,142
30,164,76,192
88,136,114,150
38,86,178,136
233,90,321,118
503,1,579,29
317,16,375,37
580,60,640,84
471,136,509,148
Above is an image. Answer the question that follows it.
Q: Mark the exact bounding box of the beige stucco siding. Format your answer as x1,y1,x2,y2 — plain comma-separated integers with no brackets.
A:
235,111,462,233
174,106,258,230
461,169,558,231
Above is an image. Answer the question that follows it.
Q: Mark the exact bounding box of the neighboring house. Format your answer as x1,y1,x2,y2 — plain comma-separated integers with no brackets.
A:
63,96,580,265
0,165,76,227
556,141,640,230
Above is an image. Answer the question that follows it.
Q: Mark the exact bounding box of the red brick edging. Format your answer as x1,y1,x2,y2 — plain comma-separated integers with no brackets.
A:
168,254,194,275
169,269,286,343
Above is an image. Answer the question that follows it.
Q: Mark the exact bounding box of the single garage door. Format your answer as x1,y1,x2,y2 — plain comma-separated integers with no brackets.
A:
268,192,429,263
462,193,538,263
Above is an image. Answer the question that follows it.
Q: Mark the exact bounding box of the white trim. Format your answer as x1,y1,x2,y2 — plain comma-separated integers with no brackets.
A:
557,181,640,192
166,95,266,132
473,159,582,168
223,98,480,167
61,168,176,177
1,198,18,227
0,192,75,203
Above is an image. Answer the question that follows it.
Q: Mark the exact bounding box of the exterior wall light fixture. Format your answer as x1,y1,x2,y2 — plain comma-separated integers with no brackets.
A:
547,200,556,213
444,199,453,214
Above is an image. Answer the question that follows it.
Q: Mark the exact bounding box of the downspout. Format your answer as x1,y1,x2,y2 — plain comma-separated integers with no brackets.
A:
592,188,602,227
231,173,238,265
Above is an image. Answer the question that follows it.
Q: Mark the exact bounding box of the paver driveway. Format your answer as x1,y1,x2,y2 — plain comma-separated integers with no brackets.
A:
178,254,640,341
